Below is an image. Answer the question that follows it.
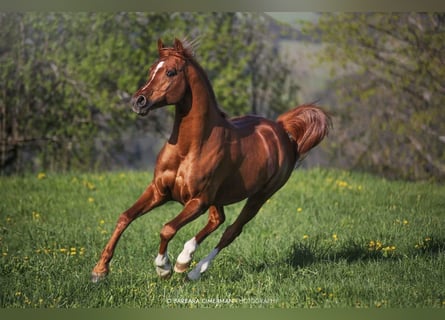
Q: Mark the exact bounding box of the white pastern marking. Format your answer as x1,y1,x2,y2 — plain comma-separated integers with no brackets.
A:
155,252,172,278
188,248,219,281
142,61,165,91
177,237,198,264
155,252,169,267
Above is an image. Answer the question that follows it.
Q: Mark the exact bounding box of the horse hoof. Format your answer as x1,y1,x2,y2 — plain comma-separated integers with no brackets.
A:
187,270,201,281
156,266,172,279
174,261,191,273
91,271,107,283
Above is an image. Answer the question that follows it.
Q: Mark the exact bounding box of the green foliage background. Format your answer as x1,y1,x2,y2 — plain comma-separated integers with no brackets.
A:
302,13,445,181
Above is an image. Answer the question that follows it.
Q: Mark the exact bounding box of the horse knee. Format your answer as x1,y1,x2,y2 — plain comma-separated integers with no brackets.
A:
160,223,176,241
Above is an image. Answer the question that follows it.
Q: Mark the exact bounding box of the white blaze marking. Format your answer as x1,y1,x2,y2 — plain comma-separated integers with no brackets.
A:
188,248,219,281
141,61,165,91
177,237,198,264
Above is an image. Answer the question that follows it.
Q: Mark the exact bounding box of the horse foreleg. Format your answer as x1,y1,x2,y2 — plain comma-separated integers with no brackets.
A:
188,197,265,281
91,183,166,283
174,205,225,273
155,198,208,279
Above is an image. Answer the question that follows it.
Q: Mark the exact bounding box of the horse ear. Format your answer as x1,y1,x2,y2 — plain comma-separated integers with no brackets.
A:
174,38,184,52
157,38,164,53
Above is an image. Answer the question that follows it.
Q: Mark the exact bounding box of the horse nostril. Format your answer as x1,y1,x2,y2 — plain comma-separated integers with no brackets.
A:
136,95,147,107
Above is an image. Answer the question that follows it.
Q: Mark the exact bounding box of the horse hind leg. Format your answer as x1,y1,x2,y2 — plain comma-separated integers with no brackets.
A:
174,205,225,273
188,196,267,281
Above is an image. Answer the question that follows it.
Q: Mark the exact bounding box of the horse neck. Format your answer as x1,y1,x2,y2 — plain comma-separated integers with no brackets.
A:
169,62,225,151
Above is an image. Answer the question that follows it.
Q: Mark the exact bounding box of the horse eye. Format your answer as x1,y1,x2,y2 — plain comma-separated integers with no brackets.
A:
166,69,177,77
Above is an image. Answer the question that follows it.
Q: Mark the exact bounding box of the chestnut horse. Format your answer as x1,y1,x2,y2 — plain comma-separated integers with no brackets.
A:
91,38,330,282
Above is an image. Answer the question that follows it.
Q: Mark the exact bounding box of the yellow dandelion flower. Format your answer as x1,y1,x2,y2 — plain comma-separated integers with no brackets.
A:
376,241,382,250
332,233,338,241
336,180,348,188
84,181,96,190
99,219,105,225
88,197,95,203
403,219,409,225
303,234,309,240
297,207,303,213
59,248,67,253
37,172,46,180
32,211,41,221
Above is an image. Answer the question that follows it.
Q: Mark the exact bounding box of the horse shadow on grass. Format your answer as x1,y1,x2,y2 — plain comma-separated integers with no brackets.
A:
222,237,444,281
285,237,445,269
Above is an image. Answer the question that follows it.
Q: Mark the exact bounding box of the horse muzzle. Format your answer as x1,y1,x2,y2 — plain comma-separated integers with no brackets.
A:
131,95,152,116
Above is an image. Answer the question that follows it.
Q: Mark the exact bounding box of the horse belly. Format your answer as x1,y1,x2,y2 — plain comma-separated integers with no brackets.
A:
214,158,272,205
215,130,293,205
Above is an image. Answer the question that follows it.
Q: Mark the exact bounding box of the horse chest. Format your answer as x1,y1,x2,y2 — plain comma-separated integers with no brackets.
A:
156,155,207,202
156,138,227,203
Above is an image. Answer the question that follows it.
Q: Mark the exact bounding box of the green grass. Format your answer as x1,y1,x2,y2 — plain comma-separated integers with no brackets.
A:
0,168,444,308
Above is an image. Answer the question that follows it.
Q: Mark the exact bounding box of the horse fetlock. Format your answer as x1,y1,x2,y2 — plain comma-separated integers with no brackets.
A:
91,262,109,283
187,248,219,281
155,253,172,279
91,270,108,283
174,238,197,273
187,260,210,280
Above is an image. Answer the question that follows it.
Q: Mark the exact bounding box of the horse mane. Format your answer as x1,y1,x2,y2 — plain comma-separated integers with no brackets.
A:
160,38,228,119
159,38,197,60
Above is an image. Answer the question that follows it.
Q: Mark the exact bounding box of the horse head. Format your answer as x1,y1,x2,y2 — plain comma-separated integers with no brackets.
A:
131,38,190,116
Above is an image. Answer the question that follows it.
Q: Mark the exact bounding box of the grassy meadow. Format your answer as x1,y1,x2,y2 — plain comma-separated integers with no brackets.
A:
0,168,444,308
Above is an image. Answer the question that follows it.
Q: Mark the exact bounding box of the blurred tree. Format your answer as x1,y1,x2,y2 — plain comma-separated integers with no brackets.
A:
305,13,445,181
0,12,175,172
